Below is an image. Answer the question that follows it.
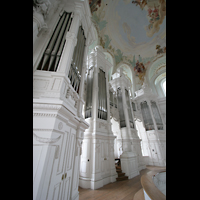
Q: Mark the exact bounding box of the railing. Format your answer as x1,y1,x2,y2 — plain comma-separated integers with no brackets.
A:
152,171,166,196
141,170,166,200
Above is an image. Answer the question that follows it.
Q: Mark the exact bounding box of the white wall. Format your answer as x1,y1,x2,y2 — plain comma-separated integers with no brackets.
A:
111,118,121,158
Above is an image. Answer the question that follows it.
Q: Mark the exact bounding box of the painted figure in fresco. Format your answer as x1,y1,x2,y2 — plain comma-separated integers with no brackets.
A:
89,0,102,14
156,45,166,54
135,60,140,71
147,5,160,30
132,0,147,10
134,60,146,85
134,61,145,74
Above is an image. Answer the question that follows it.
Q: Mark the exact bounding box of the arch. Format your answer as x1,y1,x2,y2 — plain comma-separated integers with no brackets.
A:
88,26,98,55
154,72,166,97
103,51,114,81
114,62,137,97
154,72,166,85
161,78,166,96
116,62,133,85
147,55,166,82
146,55,166,96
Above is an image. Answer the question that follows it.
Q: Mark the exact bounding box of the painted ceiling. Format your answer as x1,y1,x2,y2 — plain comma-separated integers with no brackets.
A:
88,0,166,77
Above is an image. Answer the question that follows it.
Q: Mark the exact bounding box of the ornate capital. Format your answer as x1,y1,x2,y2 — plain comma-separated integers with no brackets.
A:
33,0,51,19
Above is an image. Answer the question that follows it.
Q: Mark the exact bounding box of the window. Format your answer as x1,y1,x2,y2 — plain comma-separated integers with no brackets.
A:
161,79,166,96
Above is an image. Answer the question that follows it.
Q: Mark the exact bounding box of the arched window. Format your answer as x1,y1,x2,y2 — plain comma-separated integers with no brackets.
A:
161,79,166,96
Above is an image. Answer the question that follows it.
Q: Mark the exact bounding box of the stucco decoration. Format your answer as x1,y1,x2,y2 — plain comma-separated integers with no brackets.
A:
89,0,166,87
148,55,166,81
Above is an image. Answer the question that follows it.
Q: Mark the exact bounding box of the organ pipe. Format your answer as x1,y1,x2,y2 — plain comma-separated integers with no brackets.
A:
151,101,163,130
85,67,94,119
68,26,86,94
117,87,126,128
54,15,72,71
114,97,117,108
48,13,70,71
132,102,136,111
140,101,154,131
125,89,134,128
98,69,107,120
37,12,72,71
109,90,113,106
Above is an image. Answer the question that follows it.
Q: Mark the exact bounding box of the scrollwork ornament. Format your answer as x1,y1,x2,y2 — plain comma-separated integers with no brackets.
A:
33,0,51,19
58,122,63,130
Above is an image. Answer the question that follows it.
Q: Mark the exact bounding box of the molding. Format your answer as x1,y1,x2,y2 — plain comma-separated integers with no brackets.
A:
33,132,61,143
33,113,57,117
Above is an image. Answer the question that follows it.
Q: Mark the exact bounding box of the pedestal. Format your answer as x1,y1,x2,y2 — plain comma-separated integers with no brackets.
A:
120,151,139,179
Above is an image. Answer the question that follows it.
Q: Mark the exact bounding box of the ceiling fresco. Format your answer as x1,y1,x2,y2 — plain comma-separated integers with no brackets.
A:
88,0,166,87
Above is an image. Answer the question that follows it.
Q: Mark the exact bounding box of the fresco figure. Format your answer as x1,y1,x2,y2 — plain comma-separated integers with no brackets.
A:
147,5,160,30
134,60,146,85
89,0,102,14
132,0,147,10
156,45,166,54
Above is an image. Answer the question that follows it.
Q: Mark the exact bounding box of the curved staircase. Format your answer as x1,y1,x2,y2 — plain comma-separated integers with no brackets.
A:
115,159,128,181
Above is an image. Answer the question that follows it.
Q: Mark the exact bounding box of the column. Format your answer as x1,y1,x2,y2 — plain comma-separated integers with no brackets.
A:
147,100,165,166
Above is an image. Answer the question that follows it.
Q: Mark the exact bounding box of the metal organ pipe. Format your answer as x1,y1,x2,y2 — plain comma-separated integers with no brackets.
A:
140,101,154,131
48,13,70,71
68,27,81,81
109,90,113,106
125,89,134,128
71,27,81,87
37,12,72,71
75,28,85,92
98,69,107,120
54,14,72,71
117,88,126,128
41,13,66,70
68,26,86,94
85,67,94,119
151,101,163,130
98,71,101,119
103,71,107,120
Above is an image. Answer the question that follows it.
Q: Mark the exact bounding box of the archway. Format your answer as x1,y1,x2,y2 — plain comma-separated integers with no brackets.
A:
115,63,136,97
104,51,114,82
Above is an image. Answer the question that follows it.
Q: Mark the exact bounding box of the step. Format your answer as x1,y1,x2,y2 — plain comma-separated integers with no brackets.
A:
117,172,125,177
116,165,121,169
133,189,144,200
116,169,122,173
116,176,128,181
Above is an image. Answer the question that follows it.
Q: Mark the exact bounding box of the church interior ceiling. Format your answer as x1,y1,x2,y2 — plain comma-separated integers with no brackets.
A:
88,0,166,87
